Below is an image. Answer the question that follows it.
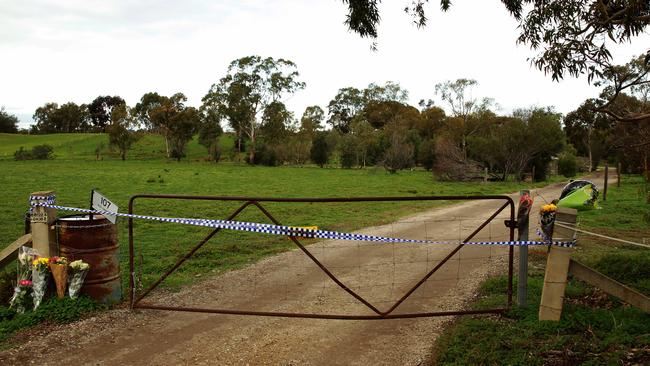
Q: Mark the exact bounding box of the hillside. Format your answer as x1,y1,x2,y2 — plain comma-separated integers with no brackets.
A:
0,133,235,161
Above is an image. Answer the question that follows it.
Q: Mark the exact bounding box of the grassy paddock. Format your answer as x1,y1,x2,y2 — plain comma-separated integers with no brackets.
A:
433,175,650,365
1,159,565,293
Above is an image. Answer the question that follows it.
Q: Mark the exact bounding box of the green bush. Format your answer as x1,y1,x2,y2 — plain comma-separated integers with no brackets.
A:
13,147,31,160
339,136,358,169
31,144,54,159
13,144,54,161
250,142,279,166
558,152,578,177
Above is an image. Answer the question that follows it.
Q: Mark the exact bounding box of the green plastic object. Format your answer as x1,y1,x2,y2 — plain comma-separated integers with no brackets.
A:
557,180,599,211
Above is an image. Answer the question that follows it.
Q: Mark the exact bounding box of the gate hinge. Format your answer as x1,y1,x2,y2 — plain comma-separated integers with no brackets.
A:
504,220,518,229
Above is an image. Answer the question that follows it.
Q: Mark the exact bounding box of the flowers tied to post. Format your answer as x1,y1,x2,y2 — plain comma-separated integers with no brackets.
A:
9,279,33,314
49,256,69,299
9,246,38,313
68,260,90,299
32,257,50,309
539,203,557,240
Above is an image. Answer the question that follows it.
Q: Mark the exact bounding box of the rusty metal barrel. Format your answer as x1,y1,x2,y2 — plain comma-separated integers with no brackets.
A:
57,215,122,304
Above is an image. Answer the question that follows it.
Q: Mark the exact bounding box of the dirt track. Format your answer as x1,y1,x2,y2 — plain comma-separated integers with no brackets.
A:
0,175,607,365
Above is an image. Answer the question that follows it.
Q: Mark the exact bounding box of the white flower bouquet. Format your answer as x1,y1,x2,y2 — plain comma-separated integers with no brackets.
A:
68,260,90,299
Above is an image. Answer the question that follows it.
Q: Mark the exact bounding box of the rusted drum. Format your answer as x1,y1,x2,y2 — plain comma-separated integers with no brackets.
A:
57,215,122,304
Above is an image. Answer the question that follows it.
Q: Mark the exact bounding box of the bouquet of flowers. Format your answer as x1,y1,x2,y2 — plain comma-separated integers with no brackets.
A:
9,247,39,313
49,256,68,299
17,246,37,282
68,260,90,299
540,203,557,240
32,257,50,309
9,279,33,314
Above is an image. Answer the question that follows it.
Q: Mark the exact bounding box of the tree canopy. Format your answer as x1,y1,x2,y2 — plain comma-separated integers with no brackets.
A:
202,55,305,162
341,0,650,121
0,107,19,133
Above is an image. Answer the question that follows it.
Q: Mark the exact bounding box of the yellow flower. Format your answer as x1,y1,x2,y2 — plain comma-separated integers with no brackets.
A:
32,257,49,267
540,204,557,213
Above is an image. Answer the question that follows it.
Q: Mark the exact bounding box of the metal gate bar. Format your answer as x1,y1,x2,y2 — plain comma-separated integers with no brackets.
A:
129,194,515,318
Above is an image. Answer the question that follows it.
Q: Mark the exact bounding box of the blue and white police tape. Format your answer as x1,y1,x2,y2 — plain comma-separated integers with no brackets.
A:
28,195,575,248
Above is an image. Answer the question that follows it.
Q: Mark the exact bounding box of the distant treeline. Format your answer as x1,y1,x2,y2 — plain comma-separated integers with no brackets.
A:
2,55,648,178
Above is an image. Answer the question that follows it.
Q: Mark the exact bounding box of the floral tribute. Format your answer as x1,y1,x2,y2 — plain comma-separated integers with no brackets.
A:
32,257,50,309
9,279,33,314
539,203,558,240
49,256,68,299
68,260,90,299
9,247,38,313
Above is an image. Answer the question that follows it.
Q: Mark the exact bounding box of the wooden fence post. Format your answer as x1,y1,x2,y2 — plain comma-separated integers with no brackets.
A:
29,191,57,257
539,207,577,321
617,162,621,187
603,162,608,201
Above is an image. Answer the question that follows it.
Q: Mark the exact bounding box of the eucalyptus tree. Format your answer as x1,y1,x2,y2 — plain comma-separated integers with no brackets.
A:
435,79,494,159
327,81,410,133
88,96,125,132
0,107,19,133
340,0,650,122
107,104,140,161
202,56,305,163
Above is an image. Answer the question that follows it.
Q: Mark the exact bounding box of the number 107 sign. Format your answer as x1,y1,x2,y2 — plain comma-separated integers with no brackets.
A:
91,190,118,224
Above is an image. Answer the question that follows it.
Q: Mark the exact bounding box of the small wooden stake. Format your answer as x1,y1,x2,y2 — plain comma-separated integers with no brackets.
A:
29,191,57,257
539,207,577,321
603,162,608,201
617,162,621,187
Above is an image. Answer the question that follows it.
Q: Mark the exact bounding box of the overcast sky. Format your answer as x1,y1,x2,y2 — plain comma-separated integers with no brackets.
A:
1,0,648,129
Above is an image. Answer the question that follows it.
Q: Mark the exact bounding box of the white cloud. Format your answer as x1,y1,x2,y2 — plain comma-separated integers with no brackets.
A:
0,0,647,128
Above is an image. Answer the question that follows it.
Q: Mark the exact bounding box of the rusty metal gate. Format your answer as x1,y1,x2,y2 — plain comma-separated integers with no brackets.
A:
128,195,515,319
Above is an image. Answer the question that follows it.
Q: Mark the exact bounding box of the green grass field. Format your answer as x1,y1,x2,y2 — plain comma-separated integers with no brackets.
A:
0,132,236,161
2,159,563,292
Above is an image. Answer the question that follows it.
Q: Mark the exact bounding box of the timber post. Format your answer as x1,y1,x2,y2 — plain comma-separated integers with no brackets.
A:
29,191,57,257
603,162,608,201
617,162,621,187
539,207,577,321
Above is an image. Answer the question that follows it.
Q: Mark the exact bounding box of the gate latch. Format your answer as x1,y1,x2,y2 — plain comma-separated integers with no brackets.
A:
504,220,518,229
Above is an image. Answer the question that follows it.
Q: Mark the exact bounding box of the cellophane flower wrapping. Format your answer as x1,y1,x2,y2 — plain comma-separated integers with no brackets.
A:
539,203,557,240
9,247,39,313
32,257,50,309
68,260,90,299
9,279,33,314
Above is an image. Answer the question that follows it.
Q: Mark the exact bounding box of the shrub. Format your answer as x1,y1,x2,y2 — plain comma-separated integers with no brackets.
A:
417,139,436,171
558,152,578,177
310,132,332,168
13,146,31,161
13,144,54,161
208,141,221,163
31,144,54,159
383,133,414,173
250,142,279,166
339,135,358,169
